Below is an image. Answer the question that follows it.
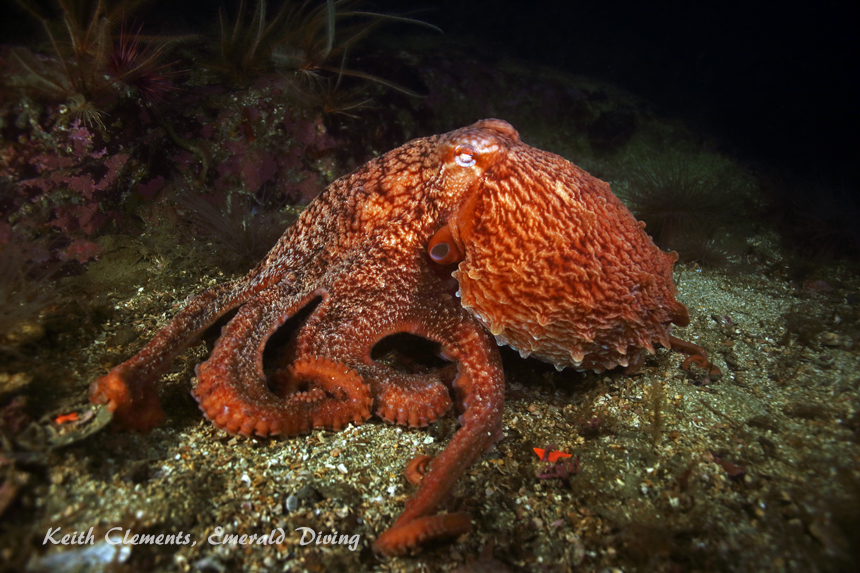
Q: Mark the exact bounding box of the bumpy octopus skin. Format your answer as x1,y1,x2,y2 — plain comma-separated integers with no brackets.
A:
90,119,715,556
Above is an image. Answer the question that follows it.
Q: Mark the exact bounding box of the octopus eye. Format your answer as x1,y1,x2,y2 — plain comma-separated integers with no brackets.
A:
454,145,477,168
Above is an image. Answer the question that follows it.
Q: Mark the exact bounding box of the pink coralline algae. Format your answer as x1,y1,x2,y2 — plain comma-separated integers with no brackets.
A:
1,120,128,261
206,105,337,204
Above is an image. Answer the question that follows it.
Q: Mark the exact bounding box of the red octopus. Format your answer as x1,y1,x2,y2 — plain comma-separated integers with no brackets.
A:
90,119,716,555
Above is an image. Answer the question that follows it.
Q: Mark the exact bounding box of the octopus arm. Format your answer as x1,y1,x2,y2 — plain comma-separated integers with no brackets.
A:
373,317,505,556
288,294,456,430
194,285,372,437
669,334,723,378
90,278,274,431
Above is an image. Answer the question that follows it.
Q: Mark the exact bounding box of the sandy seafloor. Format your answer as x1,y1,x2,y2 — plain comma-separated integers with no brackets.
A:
11,251,859,573
1,33,859,573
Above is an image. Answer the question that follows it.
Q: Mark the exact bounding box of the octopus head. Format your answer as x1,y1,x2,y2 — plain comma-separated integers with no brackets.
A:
427,118,690,372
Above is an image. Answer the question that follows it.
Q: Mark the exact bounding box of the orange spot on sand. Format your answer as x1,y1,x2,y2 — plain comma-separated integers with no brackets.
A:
54,412,79,424
533,447,572,462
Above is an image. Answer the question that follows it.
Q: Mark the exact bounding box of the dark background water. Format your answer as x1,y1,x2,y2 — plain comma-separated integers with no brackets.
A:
404,0,859,185
4,0,858,186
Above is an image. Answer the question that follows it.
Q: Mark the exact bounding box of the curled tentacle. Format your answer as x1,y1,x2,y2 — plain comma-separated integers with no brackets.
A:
371,366,453,428
375,513,472,556
89,367,165,431
274,356,372,431
194,286,373,437
668,334,722,378
288,303,456,429
405,454,433,485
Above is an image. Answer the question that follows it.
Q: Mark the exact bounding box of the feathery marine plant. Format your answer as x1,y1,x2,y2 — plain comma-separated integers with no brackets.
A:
617,151,751,267
218,0,440,96
618,152,744,245
10,0,187,131
288,64,373,118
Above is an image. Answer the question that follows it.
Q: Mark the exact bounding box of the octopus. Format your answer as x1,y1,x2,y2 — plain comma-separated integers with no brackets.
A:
90,119,718,556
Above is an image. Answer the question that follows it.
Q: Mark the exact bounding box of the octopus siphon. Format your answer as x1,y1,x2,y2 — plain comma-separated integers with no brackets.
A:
90,119,717,555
